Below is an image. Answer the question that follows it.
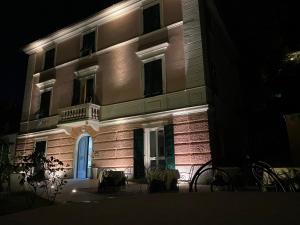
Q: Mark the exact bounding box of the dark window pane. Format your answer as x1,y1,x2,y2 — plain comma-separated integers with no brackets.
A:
85,78,94,103
34,141,46,175
81,31,96,57
72,79,81,106
158,160,166,169
150,160,156,168
44,48,55,70
39,91,51,118
144,59,162,97
150,131,157,158
143,4,161,34
158,130,165,157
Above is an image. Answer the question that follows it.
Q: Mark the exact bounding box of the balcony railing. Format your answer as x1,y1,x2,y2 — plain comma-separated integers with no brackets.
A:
59,103,100,123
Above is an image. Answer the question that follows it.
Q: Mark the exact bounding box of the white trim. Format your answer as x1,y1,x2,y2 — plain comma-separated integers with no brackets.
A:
136,42,169,60
18,105,208,139
141,55,167,95
167,21,183,30
144,126,165,169
74,65,99,78
30,21,183,77
99,105,208,127
36,79,56,89
137,42,168,97
96,37,139,56
23,0,143,54
17,128,67,139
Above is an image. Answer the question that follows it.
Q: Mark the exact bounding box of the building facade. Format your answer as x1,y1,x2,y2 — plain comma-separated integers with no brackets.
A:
17,0,211,179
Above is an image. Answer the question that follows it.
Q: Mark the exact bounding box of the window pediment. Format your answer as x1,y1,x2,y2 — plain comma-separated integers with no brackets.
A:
74,65,99,79
136,42,169,62
36,79,56,90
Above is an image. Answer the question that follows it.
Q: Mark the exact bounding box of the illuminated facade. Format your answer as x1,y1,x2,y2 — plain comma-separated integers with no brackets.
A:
17,0,211,179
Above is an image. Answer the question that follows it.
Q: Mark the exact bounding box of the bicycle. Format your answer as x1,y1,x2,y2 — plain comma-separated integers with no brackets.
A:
189,156,295,192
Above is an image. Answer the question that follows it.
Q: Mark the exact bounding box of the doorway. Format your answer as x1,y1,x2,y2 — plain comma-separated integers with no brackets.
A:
76,135,93,179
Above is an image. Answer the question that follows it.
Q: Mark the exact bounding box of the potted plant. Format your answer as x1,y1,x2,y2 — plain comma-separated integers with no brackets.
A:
98,170,126,193
146,168,180,193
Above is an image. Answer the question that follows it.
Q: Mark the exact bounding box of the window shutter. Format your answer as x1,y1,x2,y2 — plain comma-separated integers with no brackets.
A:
134,128,145,179
72,79,81,106
164,124,175,169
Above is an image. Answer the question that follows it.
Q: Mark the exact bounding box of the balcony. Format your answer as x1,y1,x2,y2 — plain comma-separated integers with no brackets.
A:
59,103,100,124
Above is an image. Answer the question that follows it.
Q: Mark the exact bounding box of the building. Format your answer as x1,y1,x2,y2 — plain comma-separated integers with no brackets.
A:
17,0,213,179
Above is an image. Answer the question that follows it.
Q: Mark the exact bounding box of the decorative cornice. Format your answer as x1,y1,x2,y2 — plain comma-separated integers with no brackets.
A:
99,105,208,127
17,128,67,139
136,42,169,61
31,21,183,77
74,65,99,78
36,79,56,89
23,0,143,54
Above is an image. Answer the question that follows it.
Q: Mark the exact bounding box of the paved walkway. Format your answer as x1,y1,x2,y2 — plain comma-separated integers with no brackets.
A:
55,179,191,203
1,192,300,225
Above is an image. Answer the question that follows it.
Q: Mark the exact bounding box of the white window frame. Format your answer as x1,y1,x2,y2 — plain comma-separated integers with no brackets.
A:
74,65,99,104
140,0,164,35
36,79,56,119
136,42,169,97
42,45,57,71
144,127,165,169
80,28,98,57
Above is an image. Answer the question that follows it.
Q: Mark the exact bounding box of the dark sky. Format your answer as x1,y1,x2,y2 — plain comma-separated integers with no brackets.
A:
0,0,122,134
0,0,299,134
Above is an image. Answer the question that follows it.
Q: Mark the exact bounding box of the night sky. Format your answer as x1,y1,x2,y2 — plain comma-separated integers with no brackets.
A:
0,0,122,134
0,0,299,134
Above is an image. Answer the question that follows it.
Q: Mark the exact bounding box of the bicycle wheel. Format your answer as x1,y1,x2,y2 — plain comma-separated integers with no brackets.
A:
193,167,233,192
252,163,286,192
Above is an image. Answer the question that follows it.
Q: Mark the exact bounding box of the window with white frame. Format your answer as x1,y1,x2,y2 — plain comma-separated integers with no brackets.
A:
136,42,169,98
80,30,96,57
73,66,98,105
143,3,161,34
144,127,166,169
144,59,163,97
43,48,55,70
36,79,56,119
39,90,51,118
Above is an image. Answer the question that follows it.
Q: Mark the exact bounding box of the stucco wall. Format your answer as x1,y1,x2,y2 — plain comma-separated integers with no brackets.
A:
16,112,210,178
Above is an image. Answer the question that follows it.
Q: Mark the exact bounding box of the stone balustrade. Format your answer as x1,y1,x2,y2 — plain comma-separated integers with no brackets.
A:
59,103,100,123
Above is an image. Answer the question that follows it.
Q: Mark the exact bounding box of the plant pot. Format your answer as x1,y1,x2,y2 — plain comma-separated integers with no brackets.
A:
149,179,166,193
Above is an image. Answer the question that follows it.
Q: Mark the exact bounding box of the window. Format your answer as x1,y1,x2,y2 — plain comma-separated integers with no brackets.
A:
144,59,163,97
44,48,55,70
39,91,51,118
33,140,47,176
143,3,161,34
149,128,165,169
134,125,175,178
72,77,95,105
80,31,96,57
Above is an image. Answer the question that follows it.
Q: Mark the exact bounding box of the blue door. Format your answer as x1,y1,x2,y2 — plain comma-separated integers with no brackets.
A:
77,136,89,179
